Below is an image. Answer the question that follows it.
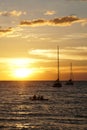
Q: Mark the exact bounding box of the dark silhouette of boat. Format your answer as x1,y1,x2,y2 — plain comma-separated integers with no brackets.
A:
53,79,62,87
29,95,48,101
65,63,74,85
53,46,62,87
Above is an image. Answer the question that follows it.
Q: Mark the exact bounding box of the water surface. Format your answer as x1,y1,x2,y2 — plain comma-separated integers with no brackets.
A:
0,81,87,130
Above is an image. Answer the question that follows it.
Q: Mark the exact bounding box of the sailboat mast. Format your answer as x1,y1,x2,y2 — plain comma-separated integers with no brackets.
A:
70,63,72,80
53,45,62,87
57,46,59,81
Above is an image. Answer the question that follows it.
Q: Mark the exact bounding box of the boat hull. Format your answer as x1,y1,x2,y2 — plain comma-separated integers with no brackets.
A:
65,80,74,85
53,81,62,87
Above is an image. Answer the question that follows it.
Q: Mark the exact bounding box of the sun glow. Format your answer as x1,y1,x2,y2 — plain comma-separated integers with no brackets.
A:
14,68,32,79
6,58,36,80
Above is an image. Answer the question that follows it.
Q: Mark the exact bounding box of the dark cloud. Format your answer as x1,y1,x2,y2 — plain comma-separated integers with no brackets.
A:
0,27,12,34
20,19,46,26
20,16,86,27
49,16,80,25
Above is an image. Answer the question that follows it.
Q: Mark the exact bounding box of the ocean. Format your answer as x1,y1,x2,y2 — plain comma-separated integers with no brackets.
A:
0,81,87,130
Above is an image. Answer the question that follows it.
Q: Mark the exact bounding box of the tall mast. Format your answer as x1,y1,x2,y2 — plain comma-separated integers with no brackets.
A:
53,45,62,87
57,46,59,81
70,63,72,80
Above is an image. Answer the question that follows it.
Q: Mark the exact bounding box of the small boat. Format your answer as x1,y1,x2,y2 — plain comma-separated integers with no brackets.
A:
65,63,74,85
53,46,62,87
29,95,48,101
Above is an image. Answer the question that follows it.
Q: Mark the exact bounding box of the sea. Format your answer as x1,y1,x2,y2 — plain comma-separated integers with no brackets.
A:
0,81,87,130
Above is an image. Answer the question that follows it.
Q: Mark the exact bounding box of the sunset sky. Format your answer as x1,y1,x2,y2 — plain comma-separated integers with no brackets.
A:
0,0,87,81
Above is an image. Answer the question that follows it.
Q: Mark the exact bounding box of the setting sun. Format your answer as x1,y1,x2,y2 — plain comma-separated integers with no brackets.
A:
5,58,36,80
14,68,31,79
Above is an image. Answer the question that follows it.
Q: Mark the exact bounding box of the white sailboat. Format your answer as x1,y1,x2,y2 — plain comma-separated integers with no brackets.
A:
53,46,62,87
65,63,74,85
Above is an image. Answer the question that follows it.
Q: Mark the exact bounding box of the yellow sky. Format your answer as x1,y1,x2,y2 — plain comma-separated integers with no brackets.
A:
0,0,87,80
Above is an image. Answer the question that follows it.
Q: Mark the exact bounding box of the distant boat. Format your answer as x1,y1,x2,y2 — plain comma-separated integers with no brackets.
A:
65,63,74,85
29,95,48,101
53,46,62,87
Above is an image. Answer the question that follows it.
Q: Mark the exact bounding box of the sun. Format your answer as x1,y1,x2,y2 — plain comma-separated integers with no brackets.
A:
15,68,29,78
8,58,35,80
13,68,33,79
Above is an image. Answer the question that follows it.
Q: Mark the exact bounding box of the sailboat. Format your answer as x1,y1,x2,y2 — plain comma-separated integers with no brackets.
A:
53,46,62,87
65,63,74,85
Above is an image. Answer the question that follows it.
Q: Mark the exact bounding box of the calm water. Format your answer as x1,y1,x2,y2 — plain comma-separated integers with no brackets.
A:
0,81,87,130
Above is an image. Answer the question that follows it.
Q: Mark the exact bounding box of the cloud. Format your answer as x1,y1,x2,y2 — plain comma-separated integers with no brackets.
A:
0,10,26,17
56,33,87,42
44,10,56,15
60,46,87,60
28,47,87,61
0,27,12,33
20,19,46,26
0,26,25,37
29,49,56,59
20,15,87,27
0,27,14,36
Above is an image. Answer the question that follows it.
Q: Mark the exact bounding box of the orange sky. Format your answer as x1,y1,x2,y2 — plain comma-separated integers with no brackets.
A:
0,0,87,80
